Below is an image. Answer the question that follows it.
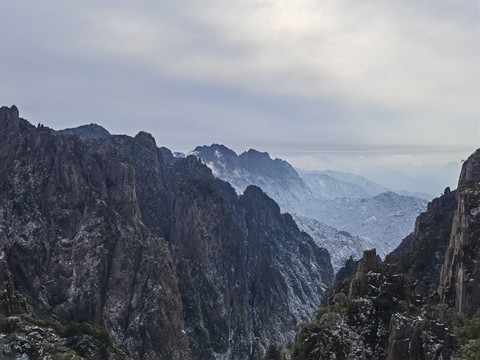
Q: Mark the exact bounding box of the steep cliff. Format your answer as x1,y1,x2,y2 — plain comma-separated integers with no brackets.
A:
104,128,334,358
285,148,480,360
393,187,457,291
0,105,333,359
0,106,190,359
240,186,333,355
438,149,480,315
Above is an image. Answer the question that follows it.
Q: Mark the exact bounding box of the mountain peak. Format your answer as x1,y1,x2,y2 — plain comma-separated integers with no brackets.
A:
244,148,270,157
238,148,297,178
193,144,238,158
0,105,20,136
58,123,111,140
134,130,157,146
0,104,19,117
458,148,480,187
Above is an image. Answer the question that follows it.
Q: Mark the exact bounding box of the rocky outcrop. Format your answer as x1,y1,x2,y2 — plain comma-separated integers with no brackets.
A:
388,187,458,292
288,249,407,359
412,187,457,249
287,246,457,360
321,248,408,306
387,308,453,360
0,106,333,359
286,148,480,360
0,105,20,138
458,151,480,184
438,149,480,315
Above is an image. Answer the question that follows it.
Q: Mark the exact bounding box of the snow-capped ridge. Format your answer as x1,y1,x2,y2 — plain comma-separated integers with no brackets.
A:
193,144,427,271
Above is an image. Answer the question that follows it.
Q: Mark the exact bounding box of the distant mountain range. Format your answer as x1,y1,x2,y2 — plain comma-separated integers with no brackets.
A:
296,168,388,200
2,106,476,360
59,128,429,270
358,161,463,198
192,144,428,270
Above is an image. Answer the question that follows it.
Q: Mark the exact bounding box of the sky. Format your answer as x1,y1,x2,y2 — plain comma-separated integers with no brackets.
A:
0,0,479,190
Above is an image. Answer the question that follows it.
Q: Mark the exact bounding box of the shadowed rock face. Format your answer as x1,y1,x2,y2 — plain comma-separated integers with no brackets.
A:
240,186,333,354
108,132,333,358
438,149,480,316
0,106,190,359
0,105,333,359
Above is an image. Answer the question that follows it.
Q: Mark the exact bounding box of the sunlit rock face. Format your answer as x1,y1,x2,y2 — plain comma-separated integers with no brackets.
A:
0,105,333,359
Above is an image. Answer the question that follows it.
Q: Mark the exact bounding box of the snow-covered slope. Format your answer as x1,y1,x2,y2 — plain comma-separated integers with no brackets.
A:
293,215,378,272
296,169,387,200
193,144,427,271
298,169,389,198
309,192,427,256
191,144,319,215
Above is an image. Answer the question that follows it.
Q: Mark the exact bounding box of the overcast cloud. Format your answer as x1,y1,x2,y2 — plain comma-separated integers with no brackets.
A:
0,0,478,174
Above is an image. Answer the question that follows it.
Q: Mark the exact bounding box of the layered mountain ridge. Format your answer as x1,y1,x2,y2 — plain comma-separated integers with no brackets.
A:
192,144,427,270
1,106,475,360
0,106,333,359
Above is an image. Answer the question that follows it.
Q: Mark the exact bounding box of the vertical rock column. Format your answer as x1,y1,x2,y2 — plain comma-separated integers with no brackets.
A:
438,149,480,315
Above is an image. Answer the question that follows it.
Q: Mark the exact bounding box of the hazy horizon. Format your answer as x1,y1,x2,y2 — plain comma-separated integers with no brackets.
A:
1,0,478,194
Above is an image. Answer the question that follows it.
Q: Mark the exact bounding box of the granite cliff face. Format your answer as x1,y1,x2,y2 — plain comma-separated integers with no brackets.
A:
438,149,480,316
285,149,480,360
0,106,190,359
0,106,333,359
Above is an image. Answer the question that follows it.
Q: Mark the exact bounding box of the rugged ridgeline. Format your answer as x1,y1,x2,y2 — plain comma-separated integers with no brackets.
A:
193,144,427,270
285,149,480,360
0,106,333,359
191,145,314,215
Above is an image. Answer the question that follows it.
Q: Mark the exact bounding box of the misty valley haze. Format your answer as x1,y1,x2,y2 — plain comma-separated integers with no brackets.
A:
0,1,477,165
0,0,478,359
